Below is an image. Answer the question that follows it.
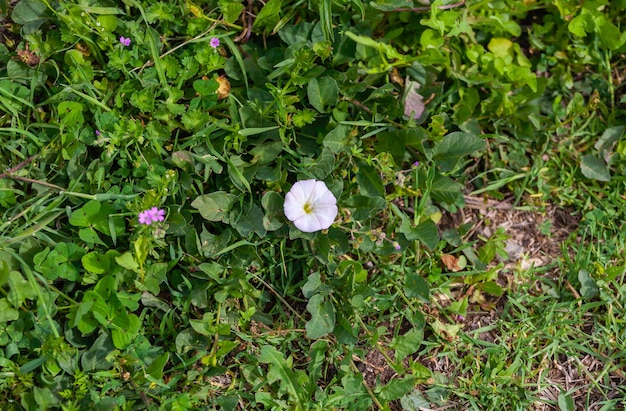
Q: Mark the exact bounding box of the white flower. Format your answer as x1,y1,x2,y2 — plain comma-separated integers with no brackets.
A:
283,179,338,232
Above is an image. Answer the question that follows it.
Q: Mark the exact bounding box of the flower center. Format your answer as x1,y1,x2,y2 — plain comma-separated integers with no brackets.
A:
303,202,314,214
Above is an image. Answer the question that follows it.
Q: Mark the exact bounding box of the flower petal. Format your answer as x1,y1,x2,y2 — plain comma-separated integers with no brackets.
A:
284,179,338,232
293,214,322,232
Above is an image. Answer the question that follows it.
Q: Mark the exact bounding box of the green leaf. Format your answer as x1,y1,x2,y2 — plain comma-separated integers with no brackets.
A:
595,126,624,155
115,252,139,272
430,175,464,209
392,327,424,362
34,386,59,409
191,192,237,222
401,389,431,411
369,0,414,12
192,78,219,95
0,298,19,323
252,0,282,31
258,345,307,406
400,218,439,250
377,376,416,401
146,353,170,381
432,132,486,172
81,333,114,371
78,227,107,246
82,251,109,274
578,269,598,299
476,281,504,296
345,195,386,220
58,101,84,127
7,270,37,307
404,271,430,302
69,200,101,227
356,160,385,197
308,77,338,113
111,313,141,349
323,124,349,153
130,88,155,112
558,392,575,411
305,293,336,339
580,154,610,182
219,0,245,23
231,203,267,238
10,0,51,34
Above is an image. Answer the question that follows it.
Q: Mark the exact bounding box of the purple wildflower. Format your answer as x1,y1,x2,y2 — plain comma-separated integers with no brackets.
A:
95,130,101,136
210,37,220,49
119,36,131,47
413,160,419,167
393,242,401,250
138,207,166,225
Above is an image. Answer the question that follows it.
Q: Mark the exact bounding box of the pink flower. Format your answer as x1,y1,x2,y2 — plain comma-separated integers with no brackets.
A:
210,37,220,49
119,36,131,47
138,207,166,225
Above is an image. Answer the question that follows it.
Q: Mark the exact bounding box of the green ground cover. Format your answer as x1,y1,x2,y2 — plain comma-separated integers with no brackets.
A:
1,0,626,409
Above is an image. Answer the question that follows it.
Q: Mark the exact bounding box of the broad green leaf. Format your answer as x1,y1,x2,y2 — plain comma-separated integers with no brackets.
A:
369,0,414,11
404,271,430,302
81,333,114,371
111,313,141,349
258,345,307,406
578,269,598,299
11,0,51,34
96,14,118,31
595,16,625,50
69,200,101,227
401,389,431,411
400,218,439,250
345,195,386,220
488,38,514,59
219,0,245,23
432,132,486,172
580,154,610,182
568,11,594,37
392,328,424,362
231,203,267,238
595,125,624,158
7,270,37,307
558,392,575,411
308,77,338,113
356,160,385,197
262,191,285,231
305,293,335,339
193,78,219,95
146,353,170,381
323,124,349,153
0,298,19,322
34,386,59,409
82,251,109,274
78,227,107,246
430,175,464,209
343,31,403,60
476,281,504,296
377,376,416,401
252,0,282,30
115,252,139,272
191,192,237,222
58,101,85,127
